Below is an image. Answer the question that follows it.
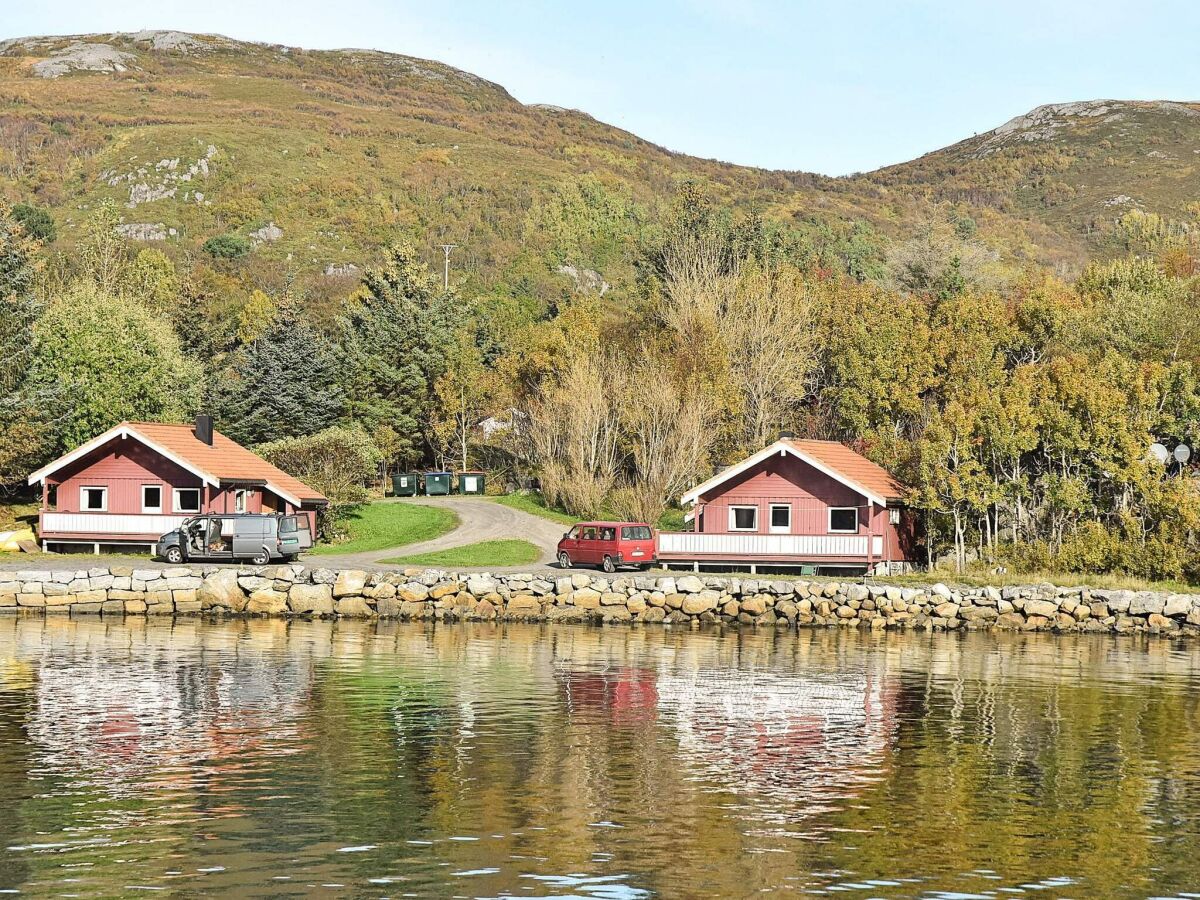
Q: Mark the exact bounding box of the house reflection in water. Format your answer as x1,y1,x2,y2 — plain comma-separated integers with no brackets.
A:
554,643,898,828
20,620,316,792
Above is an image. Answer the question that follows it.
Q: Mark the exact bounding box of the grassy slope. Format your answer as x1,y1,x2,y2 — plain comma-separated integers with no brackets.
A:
382,539,541,568
489,493,575,526
308,501,457,555
3,34,1197,306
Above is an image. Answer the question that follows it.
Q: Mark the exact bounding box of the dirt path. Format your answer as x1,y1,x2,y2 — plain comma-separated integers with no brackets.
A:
304,497,568,571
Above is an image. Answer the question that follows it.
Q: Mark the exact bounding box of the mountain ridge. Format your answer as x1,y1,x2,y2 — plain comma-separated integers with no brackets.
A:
1,30,1197,301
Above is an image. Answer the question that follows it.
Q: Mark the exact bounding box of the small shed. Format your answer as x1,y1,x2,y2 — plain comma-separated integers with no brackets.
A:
458,471,486,495
391,472,419,497
423,471,452,496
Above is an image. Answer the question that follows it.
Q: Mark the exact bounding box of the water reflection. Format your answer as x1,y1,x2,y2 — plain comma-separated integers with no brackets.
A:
0,618,1199,897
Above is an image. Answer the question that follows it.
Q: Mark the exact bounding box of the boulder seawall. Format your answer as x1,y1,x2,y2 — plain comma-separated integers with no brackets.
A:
3,565,1200,636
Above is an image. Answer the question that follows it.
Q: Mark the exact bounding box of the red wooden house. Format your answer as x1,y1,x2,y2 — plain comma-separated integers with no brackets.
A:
28,416,327,553
657,437,915,574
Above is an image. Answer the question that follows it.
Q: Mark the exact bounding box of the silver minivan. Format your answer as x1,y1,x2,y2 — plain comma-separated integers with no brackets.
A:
156,513,313,565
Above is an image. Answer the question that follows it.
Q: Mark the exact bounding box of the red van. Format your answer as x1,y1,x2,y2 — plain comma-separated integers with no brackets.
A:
557,521,656,573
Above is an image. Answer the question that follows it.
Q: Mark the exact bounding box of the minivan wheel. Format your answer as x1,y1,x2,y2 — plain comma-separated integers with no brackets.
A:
251,549,271,566
164,546,184,564
557,551,572,569
602,555,617,574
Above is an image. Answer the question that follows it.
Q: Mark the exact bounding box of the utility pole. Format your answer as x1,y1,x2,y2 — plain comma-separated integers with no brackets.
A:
440,244,457,290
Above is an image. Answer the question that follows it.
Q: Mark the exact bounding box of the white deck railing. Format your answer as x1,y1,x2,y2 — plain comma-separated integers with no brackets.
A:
658,532,884,558
41,512,189,535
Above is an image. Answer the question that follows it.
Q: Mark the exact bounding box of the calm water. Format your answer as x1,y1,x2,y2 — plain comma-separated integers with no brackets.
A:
0,620,1199,898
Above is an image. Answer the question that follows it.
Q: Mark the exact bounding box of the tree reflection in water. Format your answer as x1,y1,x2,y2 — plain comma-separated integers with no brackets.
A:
0,618,1198,897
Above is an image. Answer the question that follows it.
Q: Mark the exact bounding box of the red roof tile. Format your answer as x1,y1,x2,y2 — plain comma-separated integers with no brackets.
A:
127,422,327,503
783,438,906,500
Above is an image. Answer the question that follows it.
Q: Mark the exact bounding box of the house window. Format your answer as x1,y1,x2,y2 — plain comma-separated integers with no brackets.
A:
141,484,163,514
80,486,107,512
235,489,250,513
729,505,758,531
829,507,859,533
889,508,901,525
769,504,791,534
174,488,201,513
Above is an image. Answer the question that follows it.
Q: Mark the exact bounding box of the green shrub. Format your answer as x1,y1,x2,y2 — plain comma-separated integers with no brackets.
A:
11,203,56,242
202,234,251,259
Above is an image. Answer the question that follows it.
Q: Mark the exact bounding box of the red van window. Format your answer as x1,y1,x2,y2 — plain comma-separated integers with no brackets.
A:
621,526,652,540
600,527,616,541
580,527,598,540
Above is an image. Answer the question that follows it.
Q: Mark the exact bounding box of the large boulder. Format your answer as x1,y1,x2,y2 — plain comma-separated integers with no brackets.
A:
289,584,334,615
333,570,368,598
246,588,288,615
682,591,719,615
199,569,245,611
675,575,705,593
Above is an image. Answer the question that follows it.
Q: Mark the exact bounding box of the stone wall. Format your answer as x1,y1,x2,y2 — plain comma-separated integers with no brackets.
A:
1,565,1199,635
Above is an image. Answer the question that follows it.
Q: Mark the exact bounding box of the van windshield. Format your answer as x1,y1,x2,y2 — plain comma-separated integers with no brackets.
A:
622,526,652,540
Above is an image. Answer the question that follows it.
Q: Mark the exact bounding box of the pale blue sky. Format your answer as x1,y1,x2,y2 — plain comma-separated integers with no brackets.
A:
7,1,1200,175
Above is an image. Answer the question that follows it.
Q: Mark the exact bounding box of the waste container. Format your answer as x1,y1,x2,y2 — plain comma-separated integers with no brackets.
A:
458,471,486,495
391,472,419,497
423,471,452,495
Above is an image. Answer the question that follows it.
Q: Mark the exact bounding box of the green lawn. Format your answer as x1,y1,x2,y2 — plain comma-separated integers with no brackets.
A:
490,492,685,531
309,501,458,555
381,539,542,568
489,492,576,525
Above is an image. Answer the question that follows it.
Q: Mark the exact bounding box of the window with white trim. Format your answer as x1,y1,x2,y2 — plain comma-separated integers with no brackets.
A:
769,504,791,534
141,484,163,514
174,488,201,513
828,507,859,533
80,486,107,512
728,505,758,531
234,489,250,513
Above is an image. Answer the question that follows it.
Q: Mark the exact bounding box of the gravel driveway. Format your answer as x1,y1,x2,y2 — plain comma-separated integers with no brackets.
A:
312,497,568,571
0,497,572,575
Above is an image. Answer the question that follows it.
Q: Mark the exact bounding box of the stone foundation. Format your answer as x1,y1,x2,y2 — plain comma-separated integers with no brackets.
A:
2,565,1199,636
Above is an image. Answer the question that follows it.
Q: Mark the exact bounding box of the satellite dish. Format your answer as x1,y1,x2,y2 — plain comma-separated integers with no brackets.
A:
1150,443,1170,464
1175,443,1192,465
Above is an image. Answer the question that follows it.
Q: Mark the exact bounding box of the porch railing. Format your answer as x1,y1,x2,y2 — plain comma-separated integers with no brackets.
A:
658,532,884,558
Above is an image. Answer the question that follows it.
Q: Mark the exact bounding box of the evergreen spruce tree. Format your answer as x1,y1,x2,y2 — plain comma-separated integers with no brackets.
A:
215,303,345,446
339,241,458,463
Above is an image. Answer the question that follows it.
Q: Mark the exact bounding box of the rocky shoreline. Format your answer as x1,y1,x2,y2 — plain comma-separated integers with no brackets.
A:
2,564,1200,636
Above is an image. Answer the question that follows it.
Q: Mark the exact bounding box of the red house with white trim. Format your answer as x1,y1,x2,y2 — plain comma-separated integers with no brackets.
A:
657,437,916,574
28,416,327,553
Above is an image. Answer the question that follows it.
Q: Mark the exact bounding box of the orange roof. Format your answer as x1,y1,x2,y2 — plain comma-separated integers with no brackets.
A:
125,422,327,504
783,439,906,501
680,437,907,507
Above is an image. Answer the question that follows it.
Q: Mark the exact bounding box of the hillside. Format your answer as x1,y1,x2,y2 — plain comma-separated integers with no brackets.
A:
0,31,1197,303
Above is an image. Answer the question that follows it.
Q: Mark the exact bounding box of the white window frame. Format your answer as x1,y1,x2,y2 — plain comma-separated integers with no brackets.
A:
80,486,108,512
234,488,250,513
768,503,791,534
174,487,201,514
728,505,758,532
141,484,163,514
889,507,901,525
828,507,859,534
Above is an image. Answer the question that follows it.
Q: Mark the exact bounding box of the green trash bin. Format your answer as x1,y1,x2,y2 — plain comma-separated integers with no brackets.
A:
423,471,452,496
458,471,486,495
391,472,419,497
